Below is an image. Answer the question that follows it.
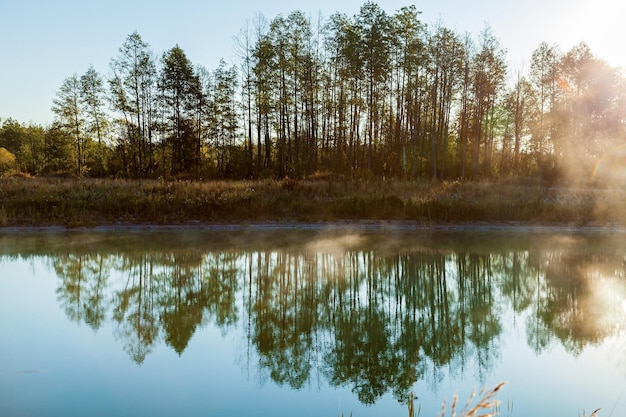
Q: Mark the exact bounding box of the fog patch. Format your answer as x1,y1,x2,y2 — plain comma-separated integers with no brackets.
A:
579,262,626,338
592,144,626,184
305,233,366,255
587,145,626,224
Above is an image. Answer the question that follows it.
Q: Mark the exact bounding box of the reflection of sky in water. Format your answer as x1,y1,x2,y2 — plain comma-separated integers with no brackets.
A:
0,257,394,417
1,232,626,417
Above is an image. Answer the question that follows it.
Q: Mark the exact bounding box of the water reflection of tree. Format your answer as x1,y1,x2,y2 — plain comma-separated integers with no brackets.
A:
43,232,626,405
497,252,537,314
250,252,317,389
202,252,240,329
112,254,159,364
529,248,626,355
54,254,110,331
157,253,207,354
48,245,509,400
325,252,401,405
459,254,502,381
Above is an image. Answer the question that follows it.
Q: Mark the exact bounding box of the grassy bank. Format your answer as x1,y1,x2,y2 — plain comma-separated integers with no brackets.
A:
0,176,625,227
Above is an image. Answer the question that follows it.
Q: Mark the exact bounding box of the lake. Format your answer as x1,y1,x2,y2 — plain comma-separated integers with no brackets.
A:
1,227,625,416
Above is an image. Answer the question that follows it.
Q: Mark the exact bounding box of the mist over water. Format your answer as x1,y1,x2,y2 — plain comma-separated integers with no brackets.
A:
1,230,626,416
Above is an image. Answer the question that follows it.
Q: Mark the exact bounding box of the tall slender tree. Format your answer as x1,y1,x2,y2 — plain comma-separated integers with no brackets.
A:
454,33,475,179
504,69,535,173
357,1,392,171
235,20,256,177
158,45,202,176
80,65,108,176
390,5,425,178
109,31,157,177
529,42,561,167
252,16,276,172
470,25,507,178
211,59,240,176
427,24,463,179
52,74,87,176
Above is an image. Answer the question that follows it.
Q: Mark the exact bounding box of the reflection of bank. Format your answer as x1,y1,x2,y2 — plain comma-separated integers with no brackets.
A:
28,231,626,405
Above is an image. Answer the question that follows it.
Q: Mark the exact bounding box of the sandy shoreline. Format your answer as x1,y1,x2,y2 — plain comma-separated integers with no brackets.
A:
2,220,626,234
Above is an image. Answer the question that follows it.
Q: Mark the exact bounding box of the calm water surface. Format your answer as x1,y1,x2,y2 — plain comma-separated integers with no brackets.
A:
1,229,626,416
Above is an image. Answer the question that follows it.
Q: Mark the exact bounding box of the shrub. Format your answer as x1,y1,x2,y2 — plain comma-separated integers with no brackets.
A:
0,147,16,174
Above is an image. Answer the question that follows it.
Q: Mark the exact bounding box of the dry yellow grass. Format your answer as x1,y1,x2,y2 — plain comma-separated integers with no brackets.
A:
436,382,506,417
0,177,620,227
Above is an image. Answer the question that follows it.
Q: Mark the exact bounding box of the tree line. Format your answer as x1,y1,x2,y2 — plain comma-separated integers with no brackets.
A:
1,1,625,181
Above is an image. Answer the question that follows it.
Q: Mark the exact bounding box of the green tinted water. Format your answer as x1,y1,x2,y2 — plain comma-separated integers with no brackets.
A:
1,229,625,416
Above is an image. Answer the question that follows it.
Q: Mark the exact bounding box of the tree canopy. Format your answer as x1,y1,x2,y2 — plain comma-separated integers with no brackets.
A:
2,1,625,182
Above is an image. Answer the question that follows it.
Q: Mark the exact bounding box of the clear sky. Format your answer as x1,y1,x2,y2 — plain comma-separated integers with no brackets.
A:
1,0,624,126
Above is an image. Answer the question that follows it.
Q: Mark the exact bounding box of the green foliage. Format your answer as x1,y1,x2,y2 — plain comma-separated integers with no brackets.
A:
0,118,25,154
1,2,624,182
159,45,202,175
0,147,16,173
109,31,158,177
52,73,89,176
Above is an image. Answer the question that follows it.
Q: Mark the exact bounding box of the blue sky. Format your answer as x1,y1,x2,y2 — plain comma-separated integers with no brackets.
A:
0,0,623,125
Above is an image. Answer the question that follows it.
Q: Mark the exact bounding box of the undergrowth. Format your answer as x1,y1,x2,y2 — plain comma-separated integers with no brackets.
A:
0,177,620,227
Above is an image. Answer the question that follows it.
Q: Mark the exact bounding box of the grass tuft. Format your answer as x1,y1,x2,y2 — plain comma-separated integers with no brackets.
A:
437,382,506,417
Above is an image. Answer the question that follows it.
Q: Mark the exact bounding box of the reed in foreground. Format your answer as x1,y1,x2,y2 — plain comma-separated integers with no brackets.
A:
435,382,506,417
412,382,599,417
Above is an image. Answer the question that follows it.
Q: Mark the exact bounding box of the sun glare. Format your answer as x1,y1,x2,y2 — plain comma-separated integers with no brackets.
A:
592,145,626,183
561,0,626,69
584,265,626,335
